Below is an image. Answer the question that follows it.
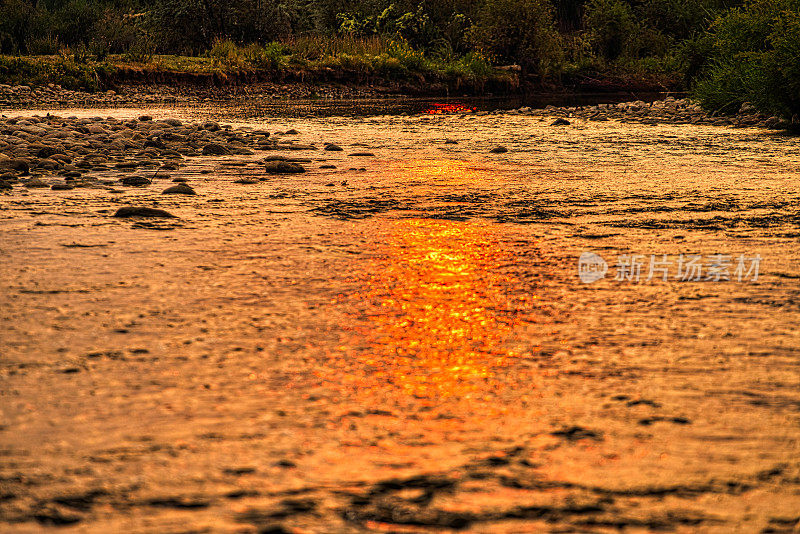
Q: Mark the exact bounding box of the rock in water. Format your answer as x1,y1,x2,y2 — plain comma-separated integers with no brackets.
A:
37,146,59,158
324,143,343,151
24,178,49,188
490,146,508,153
234,178,259,184
51,183,75,190
0,180,12,190
265,161,306,174
113,207,176,218
348,152,375,157
202,143,231,156
121,176,151,186
162,183,196,195
551,118,571,126
2,158,30,174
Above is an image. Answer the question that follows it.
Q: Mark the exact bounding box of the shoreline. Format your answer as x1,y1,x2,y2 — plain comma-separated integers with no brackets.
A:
0,84,789,131
0,97,789,194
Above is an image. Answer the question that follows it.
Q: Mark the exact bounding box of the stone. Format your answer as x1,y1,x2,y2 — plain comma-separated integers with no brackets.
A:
551,118,571,126
36,146,59,158
489,146,508,153
284,129,299,135
2,158,30,174
172,177,189,182
162,184,196,195
113,207,176,218
139,115,153,121
24,178,49,188
348,152,375,156
739,102,756,114
121,176,152,186
0,180,11,190
202,121,221,132
265,161,306,174
234,178,259,184
202,143,231,156
324,143,343,151
51,183,75,190
144,138,165,149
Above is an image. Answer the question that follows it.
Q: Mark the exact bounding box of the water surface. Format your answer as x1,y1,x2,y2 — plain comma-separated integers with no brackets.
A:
1,101,799,532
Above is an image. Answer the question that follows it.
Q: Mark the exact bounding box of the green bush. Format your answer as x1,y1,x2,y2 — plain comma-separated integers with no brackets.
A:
0,55,109,90
469,0,563,77
584,0,638,61
693,0,800,118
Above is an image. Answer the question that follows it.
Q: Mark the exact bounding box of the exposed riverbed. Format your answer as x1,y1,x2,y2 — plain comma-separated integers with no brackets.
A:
1,101,799,533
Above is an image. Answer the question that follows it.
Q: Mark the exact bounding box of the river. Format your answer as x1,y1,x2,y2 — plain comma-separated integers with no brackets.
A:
0,100,799,532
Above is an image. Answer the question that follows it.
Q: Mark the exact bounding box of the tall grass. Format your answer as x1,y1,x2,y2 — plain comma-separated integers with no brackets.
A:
204,36,500,82
0,55,111,90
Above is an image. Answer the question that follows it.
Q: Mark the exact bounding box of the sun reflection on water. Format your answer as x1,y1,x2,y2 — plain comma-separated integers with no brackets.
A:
322,218,544,414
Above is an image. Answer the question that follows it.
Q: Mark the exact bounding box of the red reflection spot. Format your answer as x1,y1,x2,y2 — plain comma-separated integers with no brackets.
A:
425,103,477,114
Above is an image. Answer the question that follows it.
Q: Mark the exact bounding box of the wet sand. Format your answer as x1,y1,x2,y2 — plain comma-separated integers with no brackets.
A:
1,105,800,532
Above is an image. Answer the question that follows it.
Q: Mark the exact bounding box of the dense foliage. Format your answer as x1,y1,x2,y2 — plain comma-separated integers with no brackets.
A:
693,0,800,118
0,0,796,117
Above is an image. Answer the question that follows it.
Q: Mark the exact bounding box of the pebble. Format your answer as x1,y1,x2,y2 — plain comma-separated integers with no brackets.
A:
490,146,508,153
51,183,74,190
202,143,231,156
24,178,48,188
121,176,151,186
265,161,306,174
162,184,196,195
113,207,176,218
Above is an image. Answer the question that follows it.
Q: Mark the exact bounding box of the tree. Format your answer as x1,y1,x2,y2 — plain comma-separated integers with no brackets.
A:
469,0,563,76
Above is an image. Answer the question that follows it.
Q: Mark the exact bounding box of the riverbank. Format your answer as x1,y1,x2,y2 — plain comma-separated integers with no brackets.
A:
500,97,792,130
0,52,687,108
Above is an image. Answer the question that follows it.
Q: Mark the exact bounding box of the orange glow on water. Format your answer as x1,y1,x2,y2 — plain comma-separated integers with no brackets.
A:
324,217,542,412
